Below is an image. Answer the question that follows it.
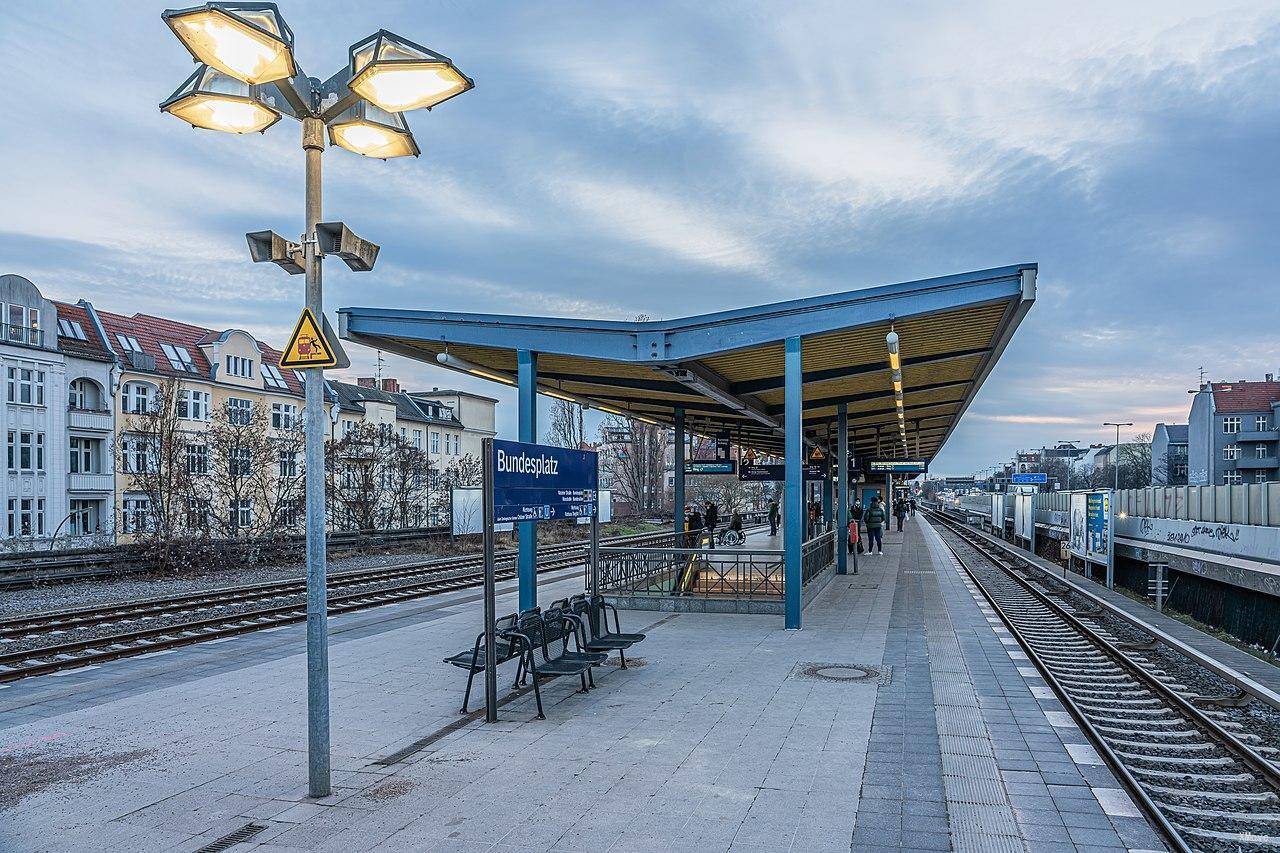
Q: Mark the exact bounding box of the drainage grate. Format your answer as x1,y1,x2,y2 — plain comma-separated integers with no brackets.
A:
193,823,268,853
791,661,890,684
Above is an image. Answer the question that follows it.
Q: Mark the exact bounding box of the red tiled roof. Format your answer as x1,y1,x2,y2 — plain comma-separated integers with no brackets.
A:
1210,381,1280,413
93,308,304,396
51,300,113,362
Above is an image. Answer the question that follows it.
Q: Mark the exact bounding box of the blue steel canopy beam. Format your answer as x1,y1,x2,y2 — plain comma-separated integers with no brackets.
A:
340,264,1034,365
731,346,990,396
766,379,973,416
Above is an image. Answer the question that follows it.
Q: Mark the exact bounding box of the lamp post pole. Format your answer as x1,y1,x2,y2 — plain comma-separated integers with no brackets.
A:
301,117,331,798
1103,422,1133,492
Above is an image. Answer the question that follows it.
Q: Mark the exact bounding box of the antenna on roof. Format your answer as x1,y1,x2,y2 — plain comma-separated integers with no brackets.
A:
374,350,386,384
1198,366,1205,386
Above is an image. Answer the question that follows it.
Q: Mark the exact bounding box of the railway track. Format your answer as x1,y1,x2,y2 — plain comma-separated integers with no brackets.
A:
0,527,706,684
0,525,454,589
924,509,1280,853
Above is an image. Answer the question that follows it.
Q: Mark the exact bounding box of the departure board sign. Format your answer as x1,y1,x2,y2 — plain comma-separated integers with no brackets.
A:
865,458,929,474
739,463,826,482
685,460,737,475
490,439,597,523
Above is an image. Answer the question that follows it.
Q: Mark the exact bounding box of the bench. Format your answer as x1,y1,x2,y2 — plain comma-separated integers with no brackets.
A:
565,594,645,668
504,605,607,720
442,612,520,714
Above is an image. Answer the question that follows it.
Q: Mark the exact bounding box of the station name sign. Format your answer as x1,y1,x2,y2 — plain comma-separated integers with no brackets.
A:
491,439,597,523
864,458,929,474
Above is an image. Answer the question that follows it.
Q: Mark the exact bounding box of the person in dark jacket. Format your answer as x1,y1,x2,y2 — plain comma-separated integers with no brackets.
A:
894,498,908,532
850,500,865,554
687,506,703,546
704,502,718,542
768,500,780,536
864,497,886,555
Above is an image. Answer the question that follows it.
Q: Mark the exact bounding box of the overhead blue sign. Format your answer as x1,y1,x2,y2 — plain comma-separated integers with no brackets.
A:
1011,472,1047,484
491,439,598,523
685,460,737,475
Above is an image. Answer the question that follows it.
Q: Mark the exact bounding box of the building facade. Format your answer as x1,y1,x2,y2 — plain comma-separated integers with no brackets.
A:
1187,379,1280,486
1150,423,1189,486
408,387,498,460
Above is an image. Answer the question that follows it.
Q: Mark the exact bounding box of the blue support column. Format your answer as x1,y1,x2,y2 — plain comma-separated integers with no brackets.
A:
784,336,803,629
837,404,849,575
673,407,686,537
517,349,537,611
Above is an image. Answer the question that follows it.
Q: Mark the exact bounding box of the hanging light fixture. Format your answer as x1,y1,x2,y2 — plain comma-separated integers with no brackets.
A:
160,64,281,133
348,30,474,113
328,100,419,159
163,1,297,84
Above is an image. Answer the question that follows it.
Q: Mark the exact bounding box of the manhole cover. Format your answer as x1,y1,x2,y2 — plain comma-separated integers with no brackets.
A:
791,662,889,684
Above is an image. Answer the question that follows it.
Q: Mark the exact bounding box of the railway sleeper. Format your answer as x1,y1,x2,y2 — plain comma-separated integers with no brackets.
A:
1170,823,1280,848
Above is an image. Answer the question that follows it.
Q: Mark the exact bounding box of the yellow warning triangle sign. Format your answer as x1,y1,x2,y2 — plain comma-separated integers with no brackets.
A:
280,308,337,369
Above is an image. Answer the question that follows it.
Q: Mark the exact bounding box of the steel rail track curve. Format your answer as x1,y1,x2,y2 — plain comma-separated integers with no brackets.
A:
924,509,1280,852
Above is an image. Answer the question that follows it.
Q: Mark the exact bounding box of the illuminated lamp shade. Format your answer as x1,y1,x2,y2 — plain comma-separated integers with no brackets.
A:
160,65,280,133
328,101,419,159
348,30,473,112
163,2,296,84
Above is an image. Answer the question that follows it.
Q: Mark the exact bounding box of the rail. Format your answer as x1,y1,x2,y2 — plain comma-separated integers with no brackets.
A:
598,538,783,602
801,530,836,585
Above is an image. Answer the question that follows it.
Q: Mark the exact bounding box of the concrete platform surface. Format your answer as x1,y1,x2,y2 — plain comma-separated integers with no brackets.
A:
0,520,1167,852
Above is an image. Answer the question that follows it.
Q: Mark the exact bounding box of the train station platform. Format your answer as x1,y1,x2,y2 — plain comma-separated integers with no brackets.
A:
1,519,1167,853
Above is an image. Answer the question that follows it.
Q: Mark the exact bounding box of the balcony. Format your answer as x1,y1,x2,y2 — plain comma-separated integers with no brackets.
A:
0,323,45,349
1238,430,1279,443
1235,457,1280,470
68,472,115,492
68,407,113,431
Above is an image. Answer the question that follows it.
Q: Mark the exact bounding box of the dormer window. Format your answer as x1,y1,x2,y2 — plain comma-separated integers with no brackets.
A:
3,304,40,346
262,363,288,389
58,319,87,340
161,343,197,373
116,334,143,354
226,355,254,379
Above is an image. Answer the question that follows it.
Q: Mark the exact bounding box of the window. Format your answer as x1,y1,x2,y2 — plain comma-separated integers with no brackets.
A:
121,382,154,414
121,437,154,474
227,397,252,425
68,500,100,536
1258,444,1272,459
1259,416,1272,432
1174,463,1188,478
185,498,210,529
177,388,210,421
6,366,46,406
121,496,153,534
271,403,298,429
68,378,101,410
1256,471,1271,484
58,318,86,340
431,431,440,453
1223,472,1243,485
185,443,208,474
400,426,407,441
5,304,40,345
412,429,422,449
278,450,298,478
160,343,197,373
115,333,143,354
229,446,252,476
342,419,357,436
262,363,288,389
452,434,460,455
70,437,96,474
6,431,44,472
229,499,253,531
276,498,302,528
6,498,44,537
1222,416,1241,434
1223,444,1240,460
225,355,254,378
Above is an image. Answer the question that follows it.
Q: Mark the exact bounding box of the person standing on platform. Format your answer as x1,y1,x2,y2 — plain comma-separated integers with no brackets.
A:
687,505,703,546
768,499,780,536
909,496,917,518
851,500,865,554
864,496,886,555
704,501,718,544
894,497,908,532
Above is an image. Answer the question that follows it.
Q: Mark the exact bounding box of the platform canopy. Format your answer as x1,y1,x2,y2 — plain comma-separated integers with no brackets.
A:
338,263,1036,461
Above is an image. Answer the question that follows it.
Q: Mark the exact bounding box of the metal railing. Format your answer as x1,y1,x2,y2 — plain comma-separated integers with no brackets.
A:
957,485,1280,528
801,530,836,585
597,542,785,601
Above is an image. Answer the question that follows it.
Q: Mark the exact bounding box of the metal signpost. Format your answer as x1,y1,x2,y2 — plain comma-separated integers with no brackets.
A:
482,438,599,723
1148,562,1170,612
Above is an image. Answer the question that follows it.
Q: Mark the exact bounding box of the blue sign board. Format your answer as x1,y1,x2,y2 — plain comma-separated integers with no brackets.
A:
1011,472,1047,484
491,439,598,523
739,463,826,482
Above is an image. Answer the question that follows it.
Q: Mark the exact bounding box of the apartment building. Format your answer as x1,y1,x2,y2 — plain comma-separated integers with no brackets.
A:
1187,379,1280,485
90,309,306,542
328,377,468,468
1151,423,1189,486
0,275,116,546
408,387,498,460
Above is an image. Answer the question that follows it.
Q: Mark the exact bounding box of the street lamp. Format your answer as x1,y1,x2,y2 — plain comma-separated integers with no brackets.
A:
1102,422,1133,491
159,0,472,800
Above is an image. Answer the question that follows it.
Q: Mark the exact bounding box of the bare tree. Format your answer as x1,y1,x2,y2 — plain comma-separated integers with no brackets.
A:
326,423,433,531
1117,433,1153,489
545,399,587,448
120,380,199,571
599,415,669,516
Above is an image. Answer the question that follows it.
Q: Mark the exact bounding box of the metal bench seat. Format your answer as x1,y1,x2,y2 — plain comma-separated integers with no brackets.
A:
442,613,519,714
503,607,605,720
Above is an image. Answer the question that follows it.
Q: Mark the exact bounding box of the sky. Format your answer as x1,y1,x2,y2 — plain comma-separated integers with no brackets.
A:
2,1,1279,476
